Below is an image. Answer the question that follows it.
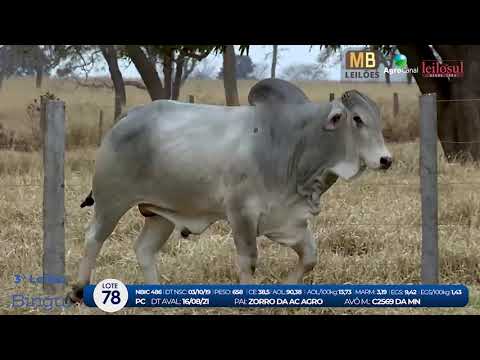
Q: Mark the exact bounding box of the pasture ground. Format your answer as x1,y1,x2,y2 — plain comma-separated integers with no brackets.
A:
0,78,478,314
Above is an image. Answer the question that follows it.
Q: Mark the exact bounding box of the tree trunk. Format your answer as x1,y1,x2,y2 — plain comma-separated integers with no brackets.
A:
398,45,480,162
181,58,197,85
125,45,165,101
100,45,127,122
223,45,239,106
163,50,173,100
407,72,413,85
379,52,390,85
172,55,184,101
385,68,391,85
35,64,43,88
271,45,278,79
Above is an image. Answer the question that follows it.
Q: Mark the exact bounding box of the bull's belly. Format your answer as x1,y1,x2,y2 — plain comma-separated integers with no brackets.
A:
138,203,225,234
134,179,227,234
138,192,313,242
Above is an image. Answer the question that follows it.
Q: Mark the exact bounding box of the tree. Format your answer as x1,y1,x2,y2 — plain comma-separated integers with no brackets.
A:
0,45,14,89
217,54,255,79
406,72,413,85
190,58,217,79
377,47,396,85
122,45,220,101
0,45,63,88
57,45,250,107
396,44,480,161
137,45,250,105
251,62,269,80
264,45,289,79
222,45,240,106
271,45,278,78
237,55,255,79
282,63,327,81
312,44,480,162
100,45,126,121
22,46,63,88
124,45,165,100
53,45,128,123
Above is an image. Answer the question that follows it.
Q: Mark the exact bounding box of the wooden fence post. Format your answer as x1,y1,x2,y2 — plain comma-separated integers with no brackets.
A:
41,98,66,294
98,109,104,146
189,95,195,103
329,93,334,101
393,92,399,117
420,93,439,284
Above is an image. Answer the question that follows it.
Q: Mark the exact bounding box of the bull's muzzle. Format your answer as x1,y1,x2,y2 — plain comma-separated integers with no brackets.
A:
380,156,393,170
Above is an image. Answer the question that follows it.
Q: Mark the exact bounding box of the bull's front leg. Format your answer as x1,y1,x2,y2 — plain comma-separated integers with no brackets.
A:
285,228,317,283
226,203,259,284
267,225,317,284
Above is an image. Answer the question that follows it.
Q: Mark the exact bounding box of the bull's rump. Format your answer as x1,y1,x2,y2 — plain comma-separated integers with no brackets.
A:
95,101,256,212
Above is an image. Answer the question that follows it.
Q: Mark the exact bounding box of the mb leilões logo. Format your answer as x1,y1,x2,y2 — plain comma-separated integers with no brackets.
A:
342,49,380,81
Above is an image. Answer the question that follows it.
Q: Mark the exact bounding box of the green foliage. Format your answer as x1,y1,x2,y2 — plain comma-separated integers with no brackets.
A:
370,45,397,57
0,45,64,78
55,45,101,78
217,54,255,80
26,91,61,117
40,91,60,101
119,45,250,62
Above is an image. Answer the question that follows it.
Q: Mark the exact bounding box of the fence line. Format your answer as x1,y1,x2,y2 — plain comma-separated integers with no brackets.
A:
4,181,480,188
437,98,480,102
436,140,480,144
313,223,479,228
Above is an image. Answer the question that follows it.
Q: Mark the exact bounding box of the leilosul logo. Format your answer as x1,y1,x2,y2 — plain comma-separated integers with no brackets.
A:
421,60,464,78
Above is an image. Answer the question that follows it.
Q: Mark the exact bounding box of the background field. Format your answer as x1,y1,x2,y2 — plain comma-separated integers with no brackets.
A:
0,77,421,150
0,77,478,315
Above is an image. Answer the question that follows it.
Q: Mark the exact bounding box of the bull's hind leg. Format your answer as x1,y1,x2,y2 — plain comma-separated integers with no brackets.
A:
68,205,127,303
134,216,174,283
227,207,259,284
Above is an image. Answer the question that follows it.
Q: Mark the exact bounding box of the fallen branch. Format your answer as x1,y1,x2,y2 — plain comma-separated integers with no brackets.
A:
69,75,146,90
124,79,146,90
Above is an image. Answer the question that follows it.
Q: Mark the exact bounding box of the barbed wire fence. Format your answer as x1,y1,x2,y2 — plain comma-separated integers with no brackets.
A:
2,93,480,293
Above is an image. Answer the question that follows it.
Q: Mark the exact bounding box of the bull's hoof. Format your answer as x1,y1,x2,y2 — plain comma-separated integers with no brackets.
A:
180,228,191,238
66,286,84,304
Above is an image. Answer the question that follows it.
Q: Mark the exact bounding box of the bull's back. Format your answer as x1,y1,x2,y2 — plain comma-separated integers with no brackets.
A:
95,101,254,211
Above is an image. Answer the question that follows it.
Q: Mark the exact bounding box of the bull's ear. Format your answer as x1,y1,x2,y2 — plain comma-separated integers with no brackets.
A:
323,110,344,131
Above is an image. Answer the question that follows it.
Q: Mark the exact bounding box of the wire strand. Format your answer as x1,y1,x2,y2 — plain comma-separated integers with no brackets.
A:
1,182,480,188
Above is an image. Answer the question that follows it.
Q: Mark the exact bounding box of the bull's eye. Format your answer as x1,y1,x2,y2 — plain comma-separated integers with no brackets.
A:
353,115,363,127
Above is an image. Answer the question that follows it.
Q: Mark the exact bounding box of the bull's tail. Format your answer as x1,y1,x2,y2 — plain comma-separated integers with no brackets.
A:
80,190,95,208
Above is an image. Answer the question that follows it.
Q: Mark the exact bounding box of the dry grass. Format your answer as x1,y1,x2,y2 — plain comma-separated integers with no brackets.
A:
0,142,479,315
1,78,478,315
0,77,421,150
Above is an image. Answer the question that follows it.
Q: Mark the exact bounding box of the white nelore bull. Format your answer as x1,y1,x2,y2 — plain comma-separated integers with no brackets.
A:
68,80,392,303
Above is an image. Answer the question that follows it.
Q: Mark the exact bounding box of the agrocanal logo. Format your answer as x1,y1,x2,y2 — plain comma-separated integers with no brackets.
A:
385,52,418,77
341,48,418,81
393,53,407,69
